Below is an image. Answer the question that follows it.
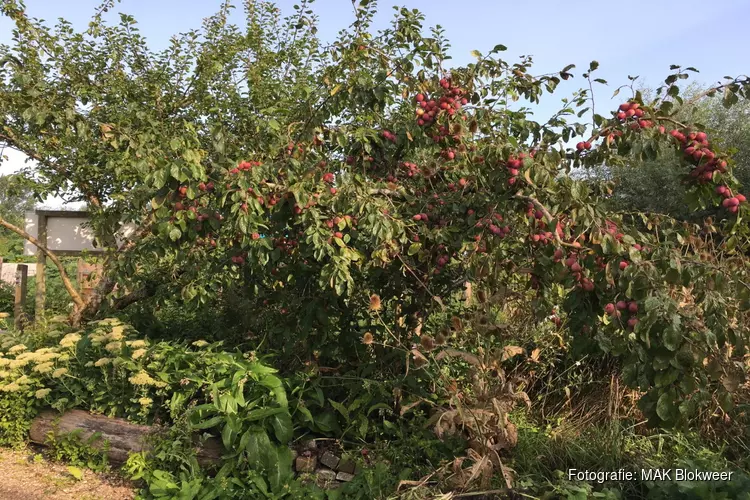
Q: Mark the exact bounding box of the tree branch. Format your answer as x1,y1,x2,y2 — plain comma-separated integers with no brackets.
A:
0,217,85,309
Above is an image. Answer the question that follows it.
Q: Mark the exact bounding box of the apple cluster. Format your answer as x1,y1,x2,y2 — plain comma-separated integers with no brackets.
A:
604,300,639,330
562,252,595,292
616,101,653,129
414,78,468,127
716,186,746,214
229,160,262,175
475,213,511,238
273,235,298,253
381,130,397,143
230,254,246,265
505,152,532,186
666,129,728,185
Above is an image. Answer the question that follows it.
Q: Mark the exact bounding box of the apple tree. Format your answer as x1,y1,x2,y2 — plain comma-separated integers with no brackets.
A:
2,0,750,429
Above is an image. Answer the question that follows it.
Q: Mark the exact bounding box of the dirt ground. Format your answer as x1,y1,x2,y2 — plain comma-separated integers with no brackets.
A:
0,447,135,500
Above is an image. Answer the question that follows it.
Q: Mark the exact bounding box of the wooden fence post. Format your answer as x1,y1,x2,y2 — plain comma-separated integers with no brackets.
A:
35,214,47,321
14,264,28,330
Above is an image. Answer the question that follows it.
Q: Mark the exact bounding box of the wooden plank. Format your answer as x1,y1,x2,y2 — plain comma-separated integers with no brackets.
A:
34,210,91,218
29,409,223,466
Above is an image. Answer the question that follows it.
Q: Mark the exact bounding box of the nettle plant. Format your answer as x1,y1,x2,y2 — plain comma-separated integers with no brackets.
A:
1,0,750,429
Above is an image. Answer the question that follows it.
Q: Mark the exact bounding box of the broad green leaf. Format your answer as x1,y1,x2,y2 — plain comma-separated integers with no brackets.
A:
329,399,350,422
270,412,293,443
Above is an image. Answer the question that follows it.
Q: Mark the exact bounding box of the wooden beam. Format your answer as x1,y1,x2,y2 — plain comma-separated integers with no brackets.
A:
34,210,91,218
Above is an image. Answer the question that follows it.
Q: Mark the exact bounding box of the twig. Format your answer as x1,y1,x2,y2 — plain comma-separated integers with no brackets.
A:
396,254,445,311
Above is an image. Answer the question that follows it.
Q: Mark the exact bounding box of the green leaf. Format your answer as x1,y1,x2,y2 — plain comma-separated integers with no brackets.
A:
242,427,273,470
245,406,286,421
190,415,224,430
222,419,238,449
169,228,182,241
268,446,294,493
270,412,293,443
407,243,421,256
358,416,369,438
329,399,350,422
663,325,682,351
67,466,83,481
656,391,676,422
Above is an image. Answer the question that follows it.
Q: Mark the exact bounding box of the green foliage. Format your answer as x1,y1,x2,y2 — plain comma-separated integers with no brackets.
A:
45,427,110,472
0,389,35,446
0,316,305,497
0,280,15,314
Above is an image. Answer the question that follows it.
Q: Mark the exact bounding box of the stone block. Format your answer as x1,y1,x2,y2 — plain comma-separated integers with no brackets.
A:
336,471,355,482
315,468,337,488
295,455,317,473
320,451,340,470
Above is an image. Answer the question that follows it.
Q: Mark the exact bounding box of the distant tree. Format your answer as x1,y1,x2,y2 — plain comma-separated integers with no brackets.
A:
0,173,36,256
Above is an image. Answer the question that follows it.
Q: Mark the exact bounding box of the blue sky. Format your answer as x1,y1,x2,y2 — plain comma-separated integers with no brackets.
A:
1,0,749,194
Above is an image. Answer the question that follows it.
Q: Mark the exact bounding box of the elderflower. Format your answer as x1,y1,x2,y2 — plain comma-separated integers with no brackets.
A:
94,358,111,367
9,359,30,369
0,358,10,367
138,397,153,406
0,382,21,392
109,326,125,341
52,368,68,378
59,333,82,348
33,362,54,374
8,344,27,354
192,340,208,348
35,388,51,399
131,349,147,360
129,370,156,386
105,341,122,352
126,340,147,348
15,375,32,385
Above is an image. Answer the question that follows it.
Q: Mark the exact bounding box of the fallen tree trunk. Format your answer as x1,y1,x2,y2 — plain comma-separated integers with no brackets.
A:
29,409,223,466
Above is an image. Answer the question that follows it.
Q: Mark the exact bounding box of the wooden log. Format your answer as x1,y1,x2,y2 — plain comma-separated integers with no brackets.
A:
29,409,223,466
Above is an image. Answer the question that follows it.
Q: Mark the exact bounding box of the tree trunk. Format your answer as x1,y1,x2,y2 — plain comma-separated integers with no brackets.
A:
29,409,223,466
